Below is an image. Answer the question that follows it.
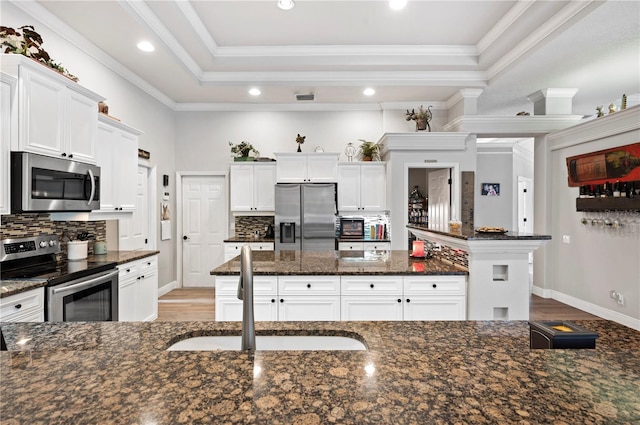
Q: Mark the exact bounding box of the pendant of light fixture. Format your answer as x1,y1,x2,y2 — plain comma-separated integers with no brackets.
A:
277,0,295,10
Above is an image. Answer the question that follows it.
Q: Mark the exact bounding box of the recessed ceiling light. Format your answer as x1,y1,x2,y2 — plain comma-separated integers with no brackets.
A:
249,88,261,96
389,0,407,10
277,0,295,10
363,88,376,96
136,41,155,52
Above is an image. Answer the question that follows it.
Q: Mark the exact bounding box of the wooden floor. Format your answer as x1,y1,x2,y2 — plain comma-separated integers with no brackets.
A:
157,288,601,321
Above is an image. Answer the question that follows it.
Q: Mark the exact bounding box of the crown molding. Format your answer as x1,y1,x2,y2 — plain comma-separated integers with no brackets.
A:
444,115,585,136
173,102,384,112
176,0,218,57
380,102,448,110
486,0,601,81
378,132,471,153
528,88,579,102
445,88,485,109
476,0,535,55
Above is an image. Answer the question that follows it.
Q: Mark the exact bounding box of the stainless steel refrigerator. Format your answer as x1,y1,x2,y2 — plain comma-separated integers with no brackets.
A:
275,183,337,251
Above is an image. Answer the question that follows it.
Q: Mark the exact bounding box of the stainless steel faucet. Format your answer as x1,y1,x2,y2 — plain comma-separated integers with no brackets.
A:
237,245,255,351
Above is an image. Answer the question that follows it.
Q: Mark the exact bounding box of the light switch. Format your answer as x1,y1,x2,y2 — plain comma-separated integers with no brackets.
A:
562,235,570,244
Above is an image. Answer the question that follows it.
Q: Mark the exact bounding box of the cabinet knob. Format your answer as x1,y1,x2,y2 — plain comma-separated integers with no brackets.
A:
271,299,276,303
61,153,67,157
406,298,411,303
141,275,145,279
137,276,141,280
114,207,119,211
397,299,401,303
14,304,22,309
126,269,131,272
370,283,374,288
306,283,311,288
280,299,284,303
432,284,437,288
68,154,73,158
147,262,151,265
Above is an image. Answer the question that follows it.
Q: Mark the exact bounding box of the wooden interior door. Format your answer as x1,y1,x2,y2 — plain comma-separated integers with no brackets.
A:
428,169,451,231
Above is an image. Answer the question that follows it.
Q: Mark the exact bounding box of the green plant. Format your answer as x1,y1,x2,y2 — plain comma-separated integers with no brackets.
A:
357,139,381,161
228,141,259,158
0,25,77,81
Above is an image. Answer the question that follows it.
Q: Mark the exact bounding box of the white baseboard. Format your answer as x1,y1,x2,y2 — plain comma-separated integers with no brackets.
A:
551,290,640,331
158,280,179,297
183,282,216,288
531,285,552,298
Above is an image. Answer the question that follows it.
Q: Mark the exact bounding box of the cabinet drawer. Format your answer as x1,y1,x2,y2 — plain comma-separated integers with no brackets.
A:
278,276,340,295
363,242,391,251
118,261,140,282
341,276,402,295
403,276,466,295
215,276,278,295
338,242,364,251
0,287,44,322
139,256,158,275
250,243,274,251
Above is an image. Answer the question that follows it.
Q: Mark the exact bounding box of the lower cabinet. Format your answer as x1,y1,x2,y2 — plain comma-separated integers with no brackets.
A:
117,255,158,322
338,241,391,251
224,242,274,262
0,287,44,322
214,274,466,321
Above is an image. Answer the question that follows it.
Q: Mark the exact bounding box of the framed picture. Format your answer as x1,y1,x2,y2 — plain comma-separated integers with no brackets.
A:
481,183,500,196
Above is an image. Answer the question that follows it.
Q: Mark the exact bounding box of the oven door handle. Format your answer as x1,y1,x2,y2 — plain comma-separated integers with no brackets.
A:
87,169,96,206
51,269,118,295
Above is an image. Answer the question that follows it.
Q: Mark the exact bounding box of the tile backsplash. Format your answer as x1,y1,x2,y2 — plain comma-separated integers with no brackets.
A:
234,216,274,238
1,213,107,258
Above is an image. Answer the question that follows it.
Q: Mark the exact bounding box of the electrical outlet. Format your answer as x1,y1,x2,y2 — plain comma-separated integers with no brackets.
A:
562,235,570,244
609,290,625,305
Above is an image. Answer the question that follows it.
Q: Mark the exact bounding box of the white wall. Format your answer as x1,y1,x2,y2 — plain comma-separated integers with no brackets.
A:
4,4,177,288
475,147,513,230
545,108,640,328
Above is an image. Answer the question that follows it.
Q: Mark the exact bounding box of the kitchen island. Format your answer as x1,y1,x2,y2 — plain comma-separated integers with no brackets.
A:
211,250,468,321
1,319,638,424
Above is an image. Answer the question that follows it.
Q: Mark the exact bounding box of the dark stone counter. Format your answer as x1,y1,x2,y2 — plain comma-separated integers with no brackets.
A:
211,250,467,276
1,319,638,424
407,224,552,240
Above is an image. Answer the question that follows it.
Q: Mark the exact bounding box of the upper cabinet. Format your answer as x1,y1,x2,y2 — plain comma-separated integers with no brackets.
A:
94,115,141,214
230,162,276,212
275,153,339,183
0,55,104,164
0,73,16,215
337,162,386,212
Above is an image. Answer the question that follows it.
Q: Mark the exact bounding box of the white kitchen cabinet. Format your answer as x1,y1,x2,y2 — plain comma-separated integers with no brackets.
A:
215,276,278,321
403,276,466,320
95,115,141,214
275,153,339,183
277,296,340,321
340,276,403,320
0,287,44,323
223,242,274,262
1,55,103,164
337,162,386,212
0,73,16,215
229,163,276,212
117,255,158,322
363,241,391,250
338,242,364,251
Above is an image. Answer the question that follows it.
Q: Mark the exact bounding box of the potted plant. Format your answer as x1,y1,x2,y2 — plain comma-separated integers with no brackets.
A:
229,141,259,161
357,139,381,161
405,105,433,132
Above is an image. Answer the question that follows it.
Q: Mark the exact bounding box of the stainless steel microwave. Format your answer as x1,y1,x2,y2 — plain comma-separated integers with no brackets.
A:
11,151,100,213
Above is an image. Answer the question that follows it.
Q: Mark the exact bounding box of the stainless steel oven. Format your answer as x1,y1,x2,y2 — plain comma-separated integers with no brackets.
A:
47,268,118,322
11,151,100,213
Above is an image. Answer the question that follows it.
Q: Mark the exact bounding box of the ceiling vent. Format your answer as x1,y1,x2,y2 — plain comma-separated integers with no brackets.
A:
296,93,315,101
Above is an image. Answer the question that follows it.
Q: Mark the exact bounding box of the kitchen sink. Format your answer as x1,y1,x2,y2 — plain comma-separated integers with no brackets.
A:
167,335,367,351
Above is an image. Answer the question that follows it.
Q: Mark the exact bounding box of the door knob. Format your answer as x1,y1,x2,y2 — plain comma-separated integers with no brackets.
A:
183,235,188,240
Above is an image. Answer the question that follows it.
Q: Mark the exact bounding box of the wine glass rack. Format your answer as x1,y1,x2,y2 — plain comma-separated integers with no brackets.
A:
576,197,640,212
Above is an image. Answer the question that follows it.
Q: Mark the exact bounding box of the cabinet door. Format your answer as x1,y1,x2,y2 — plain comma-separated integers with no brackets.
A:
0,288,44,323
278,296,340,321
67,89,97,163
118,278,137,322
0,77,13,215
95,122,117,211
253,164,276,211
341,296,403,321
360,163,386,211
307,155,337,182
116,131,138,211
337,165,361,211
403,296,466,320
137,258,158,321
19,66,65,156
215,296,278,321
230,165,255,211
276,155,306,183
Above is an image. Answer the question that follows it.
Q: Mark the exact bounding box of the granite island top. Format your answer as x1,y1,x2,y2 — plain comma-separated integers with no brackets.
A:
0,250,159,298
224,237,275,243
1,319,638,424
211,250,467,276
407,224,552,241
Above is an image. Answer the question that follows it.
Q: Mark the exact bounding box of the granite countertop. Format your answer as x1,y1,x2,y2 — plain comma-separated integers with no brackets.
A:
407,224,552,241
1,319,638,424
336,238,391,243
0,250,159,298
211,250,467,276
224,238,275,243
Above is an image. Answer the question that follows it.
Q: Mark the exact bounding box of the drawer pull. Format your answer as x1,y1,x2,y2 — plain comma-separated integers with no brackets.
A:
126,269,131,273
271,299,276,303
14,304,22,310
307,283,311,288
406,298,411,303
280,299,284,303
432,284,437,288
397,299,401,303
370,283,375,288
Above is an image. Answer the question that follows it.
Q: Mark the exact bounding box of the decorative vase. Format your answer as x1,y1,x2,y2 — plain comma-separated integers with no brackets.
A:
416,119,428,131
363,156,372,161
